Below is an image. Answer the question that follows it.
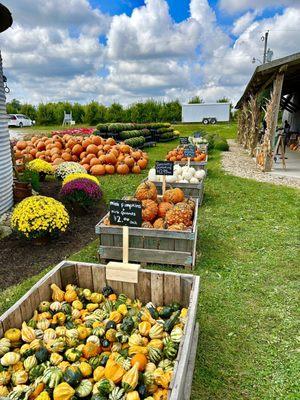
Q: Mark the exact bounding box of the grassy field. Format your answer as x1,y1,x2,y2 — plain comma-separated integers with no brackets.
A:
1,122,299,399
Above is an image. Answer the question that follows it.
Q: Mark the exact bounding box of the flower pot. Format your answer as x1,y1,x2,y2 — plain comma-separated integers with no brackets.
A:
13,181,32,202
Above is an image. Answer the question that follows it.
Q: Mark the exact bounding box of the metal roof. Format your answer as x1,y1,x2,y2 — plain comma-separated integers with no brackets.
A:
0,3,13,33
236,52,300,109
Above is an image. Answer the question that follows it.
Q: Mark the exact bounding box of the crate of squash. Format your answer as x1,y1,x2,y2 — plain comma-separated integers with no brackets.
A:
0,260,200,400
95,182,199,269
166,147,208,170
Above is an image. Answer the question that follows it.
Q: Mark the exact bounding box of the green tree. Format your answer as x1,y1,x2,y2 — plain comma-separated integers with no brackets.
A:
6,98,22,114
20,104,36,121
72,103,85,123
216,97,230,103
105,103,124,122
188,96,204,104
36,103,56,125
83,101,106,125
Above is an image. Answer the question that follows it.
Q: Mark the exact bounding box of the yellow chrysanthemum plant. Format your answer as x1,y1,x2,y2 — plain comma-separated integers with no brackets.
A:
27,159,54,178
62,172,100,187
11,196,69,240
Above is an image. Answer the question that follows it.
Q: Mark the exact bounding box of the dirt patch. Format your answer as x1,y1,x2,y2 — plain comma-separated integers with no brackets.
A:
222,140,300,189
0,181,106,291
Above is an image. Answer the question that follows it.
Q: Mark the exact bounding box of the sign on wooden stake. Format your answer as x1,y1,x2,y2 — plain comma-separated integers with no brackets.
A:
155,161,174,194
107,200,142,283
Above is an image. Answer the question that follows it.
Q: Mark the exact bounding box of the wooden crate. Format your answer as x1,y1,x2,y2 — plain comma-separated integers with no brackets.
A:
175,158,208,171
0,261,200,400
95,198,199,269
142,178,204,206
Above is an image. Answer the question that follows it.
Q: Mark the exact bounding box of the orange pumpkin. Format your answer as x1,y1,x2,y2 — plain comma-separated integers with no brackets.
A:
142,199,158,222
86,144,99,155
91,136,102,146
16,141,27,150
82,342,101,359
135,181,157,201
62,152,72,161
124,156,135,168
116,163,130,175
120,144,131,154
132,164,141,174
90,158,101,167
90,164,106,176
105,153,117,165
106,138,116,146
137,158,148,170
158,202,173,218
105,164,115,174
72,144,83,155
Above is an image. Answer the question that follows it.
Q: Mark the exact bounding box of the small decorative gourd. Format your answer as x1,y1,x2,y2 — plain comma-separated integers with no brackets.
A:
75,379,93,398
1,351,20,366
50,352,63,366
21,321,36,343
0,338,10,356
138,322,151,337
11,370,28,385
64,289,77,303
4,328,21,342
125,391,140,400
170,326,183,343
109,386,126,400
53,382,75,400
23,355,37,371
122,363,139,392
43,366,63,388
149,324,164,339
93,366,105,382
51,284,65,302
37,319,50,331
0,371,11,385
43,329,57,343
104,358,126,383
128,334,143,347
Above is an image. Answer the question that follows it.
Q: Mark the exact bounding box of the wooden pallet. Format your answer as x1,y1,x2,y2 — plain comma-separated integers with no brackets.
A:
95,198,199,269
0,261,200,400
142,178,204,206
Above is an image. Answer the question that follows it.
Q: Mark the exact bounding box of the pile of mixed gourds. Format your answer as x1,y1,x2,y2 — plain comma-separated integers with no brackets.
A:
0,283,187,400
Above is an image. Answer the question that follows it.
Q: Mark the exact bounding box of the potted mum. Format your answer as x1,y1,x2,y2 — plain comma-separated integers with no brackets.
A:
27,159,54,181
55,161,86,180
60,178,102,215
11,195,69,245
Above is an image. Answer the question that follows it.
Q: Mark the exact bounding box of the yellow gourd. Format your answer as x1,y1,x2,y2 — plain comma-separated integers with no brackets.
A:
0,371,11,385
79,361,92,377
126,391,140,400
11,370,28,385
148,339,163,350
93,366,105,381
90,292,103,303
52,312,66,325
122,363,139,392
86,303,98,312
104,358,126,383
21,322,36,343
77,326,90,340
51,284,65,302
145,362,156,372
0,385,9,397
4,328,21,342
72,300,83,310
109,311,122,323
138,321,151,337
53,382,75,400
12,361,24,372
155,371,171,389
117,304,128,316
64,289,77,303
129,333,143,347
58,361,70,372
128,345,148,356
50,353,63,366
149,324,164,339
36,391,51,400
0,351,20,366
37,319,50,331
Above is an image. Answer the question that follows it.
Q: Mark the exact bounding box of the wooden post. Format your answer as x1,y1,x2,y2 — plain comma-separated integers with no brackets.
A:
249,94,262,157
262,70,285,172
187,157,191,168
162,175,166,195
122,226,129,264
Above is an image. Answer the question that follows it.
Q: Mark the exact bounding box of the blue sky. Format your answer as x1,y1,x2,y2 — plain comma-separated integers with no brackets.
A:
2,0,300,105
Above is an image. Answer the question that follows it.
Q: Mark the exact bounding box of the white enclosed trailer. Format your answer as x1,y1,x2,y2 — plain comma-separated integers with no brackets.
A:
182,103,230,123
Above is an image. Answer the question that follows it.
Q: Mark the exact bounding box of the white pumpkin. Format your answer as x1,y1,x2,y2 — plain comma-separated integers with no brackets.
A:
176,174,182,181
195,169,206,180
182,170,193,181
148,168,157,182
166,175,177,183
190,177,199,184
179,179,189,183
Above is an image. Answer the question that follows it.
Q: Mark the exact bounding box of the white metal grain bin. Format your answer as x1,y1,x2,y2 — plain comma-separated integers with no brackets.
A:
182,103,230,123
0,4,13,215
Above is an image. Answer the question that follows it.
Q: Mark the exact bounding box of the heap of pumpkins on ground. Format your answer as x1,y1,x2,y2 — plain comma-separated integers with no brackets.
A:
0,282,187,400
104,181,195,231
13,135,149,176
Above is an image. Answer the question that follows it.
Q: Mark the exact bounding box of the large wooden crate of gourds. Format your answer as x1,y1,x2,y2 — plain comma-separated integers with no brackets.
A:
0,260,200,400
95,198,199,270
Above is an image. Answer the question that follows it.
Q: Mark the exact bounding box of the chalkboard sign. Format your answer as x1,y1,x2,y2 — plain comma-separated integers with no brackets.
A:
155,161,174,176
110,200,142,227
179,137,189,145
184,145,196,158
194,131,202,138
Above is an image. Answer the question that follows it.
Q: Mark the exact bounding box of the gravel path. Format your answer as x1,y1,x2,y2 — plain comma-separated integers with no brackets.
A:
222,140,300,189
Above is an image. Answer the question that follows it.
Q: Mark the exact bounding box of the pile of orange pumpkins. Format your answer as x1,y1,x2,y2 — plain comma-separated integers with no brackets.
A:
13,135,149,176
166,147,206,162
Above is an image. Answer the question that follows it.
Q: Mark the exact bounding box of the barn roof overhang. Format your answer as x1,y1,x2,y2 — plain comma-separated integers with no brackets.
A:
236,52,300,109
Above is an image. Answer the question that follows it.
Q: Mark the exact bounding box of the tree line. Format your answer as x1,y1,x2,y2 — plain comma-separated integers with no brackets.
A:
6,99,182,126
7,97,234,126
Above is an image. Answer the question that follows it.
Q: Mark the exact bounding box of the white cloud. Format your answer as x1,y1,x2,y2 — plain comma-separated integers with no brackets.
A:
2,0,300,108
232,11,258,36
218,0,300,14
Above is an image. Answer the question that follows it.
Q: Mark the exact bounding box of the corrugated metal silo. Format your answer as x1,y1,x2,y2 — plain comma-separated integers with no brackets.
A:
0,3,13,215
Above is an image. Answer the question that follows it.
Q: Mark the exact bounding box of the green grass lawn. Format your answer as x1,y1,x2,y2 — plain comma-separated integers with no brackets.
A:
1,122,299,399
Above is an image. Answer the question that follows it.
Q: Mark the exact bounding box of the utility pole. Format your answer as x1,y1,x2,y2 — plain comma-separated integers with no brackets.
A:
262,31,269,64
